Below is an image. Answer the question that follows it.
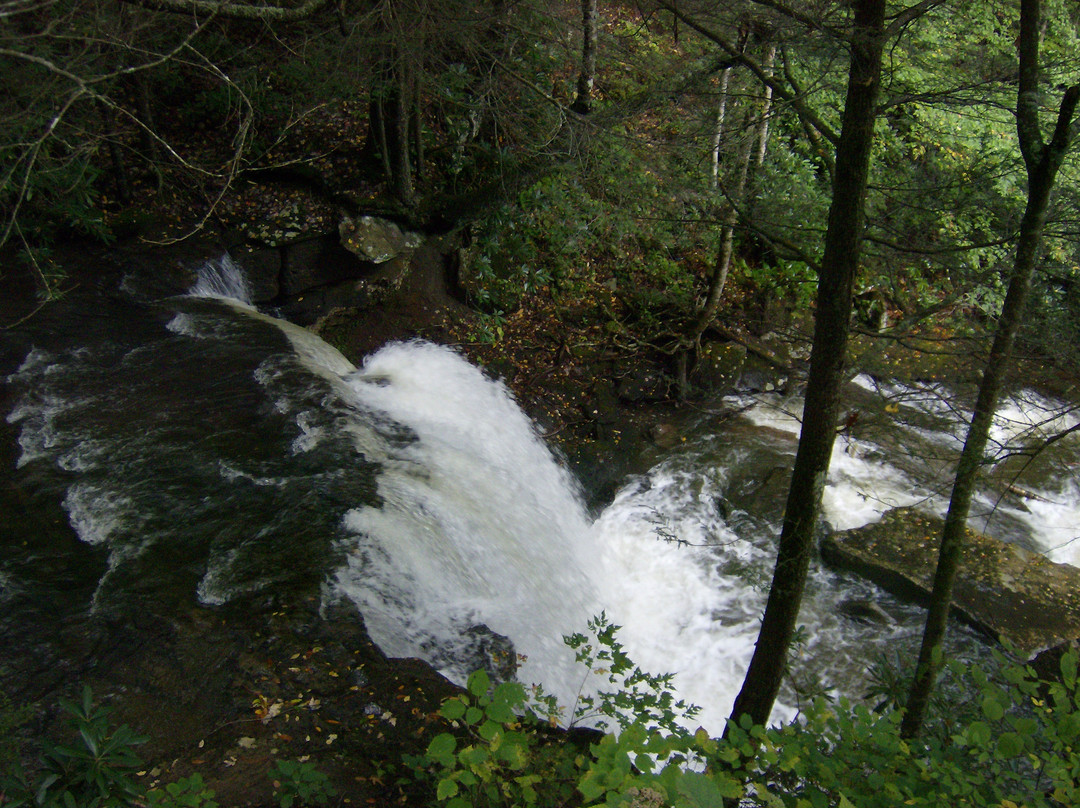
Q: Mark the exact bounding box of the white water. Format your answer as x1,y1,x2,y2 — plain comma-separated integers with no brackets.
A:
189,255,254,305
8,256,1080,735
167,262,1080,729
333,341,600,714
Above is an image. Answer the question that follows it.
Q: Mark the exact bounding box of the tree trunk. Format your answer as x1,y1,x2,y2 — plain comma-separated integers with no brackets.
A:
571,0,597,114
754,44,776,168
692,43,776,346
726,0,886,732
131,75,164,190
901,0,1079,739
710,66,732,189
367,59,416,207
693,123,753,341
98,101,131,204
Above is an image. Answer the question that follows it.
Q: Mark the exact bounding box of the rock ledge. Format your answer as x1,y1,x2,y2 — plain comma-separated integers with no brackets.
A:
821,507,1080,659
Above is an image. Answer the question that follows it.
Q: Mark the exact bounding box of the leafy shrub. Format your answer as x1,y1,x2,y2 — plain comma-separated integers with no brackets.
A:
1,686,146,808
269,759,336,808
413,616,1080,808
145,774,218,808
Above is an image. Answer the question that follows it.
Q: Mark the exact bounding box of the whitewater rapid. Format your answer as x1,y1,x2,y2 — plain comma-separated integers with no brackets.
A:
6,256,1078,734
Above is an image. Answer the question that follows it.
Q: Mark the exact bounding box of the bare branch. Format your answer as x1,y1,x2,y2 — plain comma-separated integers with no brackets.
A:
653,0,841,146
123,0,332,22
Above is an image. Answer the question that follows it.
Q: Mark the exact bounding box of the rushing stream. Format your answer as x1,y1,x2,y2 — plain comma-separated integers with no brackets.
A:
3,257,1079,732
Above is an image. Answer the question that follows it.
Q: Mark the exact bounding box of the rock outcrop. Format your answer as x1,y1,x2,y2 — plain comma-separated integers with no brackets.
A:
821,507,1080,659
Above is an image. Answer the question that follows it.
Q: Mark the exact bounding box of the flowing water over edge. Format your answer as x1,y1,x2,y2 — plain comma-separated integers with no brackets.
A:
3,256,1079,733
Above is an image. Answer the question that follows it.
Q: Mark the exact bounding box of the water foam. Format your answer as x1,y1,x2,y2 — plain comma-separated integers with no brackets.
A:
189,255,254,305
333,342,599,710
327,345,924,730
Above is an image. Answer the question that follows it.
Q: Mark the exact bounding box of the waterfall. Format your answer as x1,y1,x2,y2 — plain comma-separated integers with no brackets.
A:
332,341,601,713
189,254,254,306
5,256,1079,734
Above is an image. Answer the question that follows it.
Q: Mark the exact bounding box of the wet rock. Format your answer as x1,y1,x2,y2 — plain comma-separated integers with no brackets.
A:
726,463,791,524
650,422,680,449
461,624,518,683
736,355,778,393
837,599,894,626
694,341,746,394
616,363,670,402
821,507,1080,658
1032,638,1080,686
225,243,280,301
280,235,367,297
339,215,422,264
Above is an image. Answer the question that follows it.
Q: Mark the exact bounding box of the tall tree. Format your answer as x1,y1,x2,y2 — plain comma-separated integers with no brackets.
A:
690,37,776,350
571,0,598,114
901,0,1080,739
726,0,888,730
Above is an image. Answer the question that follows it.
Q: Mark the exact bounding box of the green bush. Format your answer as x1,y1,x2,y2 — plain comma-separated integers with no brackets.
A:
412,617,1080,808
1,686,146,808
145,774,218,808
268,759,336,808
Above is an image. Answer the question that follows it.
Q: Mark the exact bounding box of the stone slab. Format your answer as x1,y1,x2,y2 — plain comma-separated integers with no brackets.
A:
821,507,1080,658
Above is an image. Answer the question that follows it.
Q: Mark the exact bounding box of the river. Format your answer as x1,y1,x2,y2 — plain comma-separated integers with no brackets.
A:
2,256,1078,733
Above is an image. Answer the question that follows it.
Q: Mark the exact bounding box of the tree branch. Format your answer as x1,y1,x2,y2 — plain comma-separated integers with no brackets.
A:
653,0,840,145
884,0,948,38
124,0,331,22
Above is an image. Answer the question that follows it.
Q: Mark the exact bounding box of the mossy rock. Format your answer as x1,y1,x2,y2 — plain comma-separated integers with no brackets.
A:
821,507,1080,658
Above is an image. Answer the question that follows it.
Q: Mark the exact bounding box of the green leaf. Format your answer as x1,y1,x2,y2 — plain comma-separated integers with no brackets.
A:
997,732,1023,758
458,744,489,768
440,698,467,721
467,670,491,698
426,733,457,767
492,681,526,707
485,699,515,724
966,721,992,747
1062,652,1078,688
495,737,528,770
1013,716,1038,737
577,770,605,802
436,777,459,801
981,695,1005,722
78,726,100,756
677,771,742,806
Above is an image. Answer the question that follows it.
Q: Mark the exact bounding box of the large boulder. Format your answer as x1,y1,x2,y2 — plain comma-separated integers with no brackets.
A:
821,507,1080,659
694,340,747,393
339,215,422,264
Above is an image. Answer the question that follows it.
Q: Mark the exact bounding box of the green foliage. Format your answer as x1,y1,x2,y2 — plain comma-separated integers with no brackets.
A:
145,775,218,808
736,257,817,313
412,616,1080,808
564,612,701,734
1,686,146,808
422,672,549,808
0,690,338,808
268,759,336,808
416,615,741,808
462,128,707,319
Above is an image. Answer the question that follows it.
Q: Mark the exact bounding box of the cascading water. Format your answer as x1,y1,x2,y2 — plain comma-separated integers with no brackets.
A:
4,256,1079,733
